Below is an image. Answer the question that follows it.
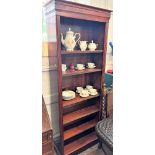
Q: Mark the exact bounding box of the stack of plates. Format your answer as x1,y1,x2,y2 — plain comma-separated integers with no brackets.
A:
62,90,75,100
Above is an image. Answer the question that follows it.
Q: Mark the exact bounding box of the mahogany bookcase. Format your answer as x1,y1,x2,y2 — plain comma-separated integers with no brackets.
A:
44,1,111,154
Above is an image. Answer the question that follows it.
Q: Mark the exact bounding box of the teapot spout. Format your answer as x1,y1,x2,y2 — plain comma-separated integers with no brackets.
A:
61,33,65,45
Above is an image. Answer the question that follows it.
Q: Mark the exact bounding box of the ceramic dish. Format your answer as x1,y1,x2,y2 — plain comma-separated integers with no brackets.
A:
62,90,75,100
63,96,75,100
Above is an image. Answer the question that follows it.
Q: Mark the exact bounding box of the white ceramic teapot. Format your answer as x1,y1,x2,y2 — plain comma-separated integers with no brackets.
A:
78,41,88,51
88,40,98,51
61,28,80,51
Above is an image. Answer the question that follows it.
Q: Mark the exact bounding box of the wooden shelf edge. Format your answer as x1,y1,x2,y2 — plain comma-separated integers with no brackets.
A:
63,105,99,125
64,132,98,155
61,50,103,54
64,119,97,141
63,93,100,108
62,68,102,77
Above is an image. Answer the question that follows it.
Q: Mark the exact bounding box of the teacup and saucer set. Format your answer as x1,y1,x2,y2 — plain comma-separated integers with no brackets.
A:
76,87,84,93
86,85,98,96
79,89,89,98
88,88,98,96
76,64,85,70
87,62,96,69
76,86,89,97
76,85,98,97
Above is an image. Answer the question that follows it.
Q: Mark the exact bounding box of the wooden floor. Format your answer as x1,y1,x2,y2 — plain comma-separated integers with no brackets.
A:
79,144,105,155
54,144,105,155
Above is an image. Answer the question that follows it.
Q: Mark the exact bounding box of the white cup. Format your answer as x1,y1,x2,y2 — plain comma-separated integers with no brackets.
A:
76,64,84,70
86,85,93,90
77,64,84,67
87,62,95,68
62,64,67,72
76,87,83,93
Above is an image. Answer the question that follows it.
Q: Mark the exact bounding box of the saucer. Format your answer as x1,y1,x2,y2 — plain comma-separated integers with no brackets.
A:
90,92,98,96
79,93,89,98
76,67,85,70
87,65,96,69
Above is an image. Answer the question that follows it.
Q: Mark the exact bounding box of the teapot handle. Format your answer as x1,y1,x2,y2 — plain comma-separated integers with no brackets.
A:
74,33,81,43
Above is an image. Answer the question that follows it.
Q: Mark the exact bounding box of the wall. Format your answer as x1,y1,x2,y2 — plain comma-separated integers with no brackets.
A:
42,0,113,140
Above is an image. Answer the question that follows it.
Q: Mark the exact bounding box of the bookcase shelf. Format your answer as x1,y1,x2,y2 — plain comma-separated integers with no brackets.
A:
63,93,100,108
45,0,111,154
64,119,97,141
61,50,103,55
62,68,102,77
64,132,98,155
63,105,99,126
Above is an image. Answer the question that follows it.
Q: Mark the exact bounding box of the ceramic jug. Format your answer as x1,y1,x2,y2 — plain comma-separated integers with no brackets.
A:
61,28,80,51
78,41,88,51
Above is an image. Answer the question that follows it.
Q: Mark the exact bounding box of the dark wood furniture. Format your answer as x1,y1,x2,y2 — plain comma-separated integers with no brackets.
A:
96,85,113,155
107,89,113,117
95,116,113,155
42,97,54,155
44,1,111,154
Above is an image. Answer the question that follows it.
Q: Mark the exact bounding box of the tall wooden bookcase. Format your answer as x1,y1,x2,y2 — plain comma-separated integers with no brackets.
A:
44,0,111,154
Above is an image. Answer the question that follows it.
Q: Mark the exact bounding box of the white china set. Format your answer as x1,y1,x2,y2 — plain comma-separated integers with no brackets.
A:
79,40,98,51
62,85,98,100
76,85,98,98
61,28,98,51
62,62,96,72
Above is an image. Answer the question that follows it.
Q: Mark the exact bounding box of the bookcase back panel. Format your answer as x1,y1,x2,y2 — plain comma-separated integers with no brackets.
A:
61,53,103,69
63,98,99,115
64,114,98,131
62,72,102,91
60,17,105,50
64,129,96,145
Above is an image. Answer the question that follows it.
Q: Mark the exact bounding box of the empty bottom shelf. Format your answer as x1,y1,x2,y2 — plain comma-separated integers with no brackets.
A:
64,132,98,155
64,119,97,141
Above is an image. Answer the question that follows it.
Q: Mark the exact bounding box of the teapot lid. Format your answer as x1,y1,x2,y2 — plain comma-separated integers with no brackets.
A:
66,28,74,34
89,40,95,44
